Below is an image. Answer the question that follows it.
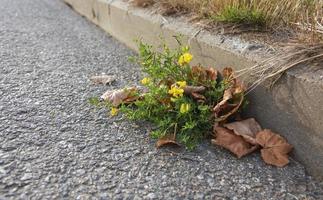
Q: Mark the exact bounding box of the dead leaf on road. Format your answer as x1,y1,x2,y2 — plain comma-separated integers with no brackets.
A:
90,75,116,85
256,129,293,167
100,87,138,107
212,126,258,158
224,118,262,145
156,134,179,148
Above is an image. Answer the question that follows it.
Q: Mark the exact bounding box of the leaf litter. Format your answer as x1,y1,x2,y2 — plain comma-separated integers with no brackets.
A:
90,74,116,85
93,59,293,167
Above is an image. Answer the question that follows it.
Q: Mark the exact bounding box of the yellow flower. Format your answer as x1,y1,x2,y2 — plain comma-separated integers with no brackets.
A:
178,53,193,66
110,107,119,116
176,81,187,88
180,103,191,114
168,85,184,98
141,77,151,85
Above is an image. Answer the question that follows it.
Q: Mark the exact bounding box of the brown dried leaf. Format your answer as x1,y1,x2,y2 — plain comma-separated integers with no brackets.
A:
222,67,234,79
184,86,206,94
213,89,233,113
212,127,258,158
190,66,218,83
191,92,206,102
100,87,137,107
217,95,244,122
205,67,218,81
224,118,262,145
184,85,206,102
256,129,293,167
90,75,116,85
213,67,245,122
156,135,179,148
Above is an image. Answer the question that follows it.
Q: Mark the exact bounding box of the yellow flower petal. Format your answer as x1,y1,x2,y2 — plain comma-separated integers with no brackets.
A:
180,103,191,114
176,81,187,88
110,107,119,116
141,77,150,85
168,85,184,98
178,53,193,66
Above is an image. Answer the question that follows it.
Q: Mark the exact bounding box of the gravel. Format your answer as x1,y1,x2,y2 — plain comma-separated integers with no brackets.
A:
0,0,322,199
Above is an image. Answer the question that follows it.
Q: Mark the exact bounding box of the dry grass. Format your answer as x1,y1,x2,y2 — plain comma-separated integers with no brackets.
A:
236,42,323,92
132,0,322,37
131,0,323,89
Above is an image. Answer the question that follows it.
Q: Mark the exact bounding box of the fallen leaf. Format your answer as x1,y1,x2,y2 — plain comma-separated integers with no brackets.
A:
90,75,116,85
213,89,233,113
191,92,206,102
217,95,244,122
190,66,218,83
224,118,262,145
205,67,218,81
184,86,206,94
156,135,179,148
213,67,245,123
183,85,206,102
100,87,137,107
256,129,293,167
212,126,258,158
222,67,234,79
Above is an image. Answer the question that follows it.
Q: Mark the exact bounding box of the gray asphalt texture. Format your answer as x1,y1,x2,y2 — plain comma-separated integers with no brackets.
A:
0,0,322,199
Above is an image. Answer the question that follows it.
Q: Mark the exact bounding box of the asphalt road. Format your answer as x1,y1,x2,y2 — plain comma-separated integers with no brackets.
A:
0,0,322,199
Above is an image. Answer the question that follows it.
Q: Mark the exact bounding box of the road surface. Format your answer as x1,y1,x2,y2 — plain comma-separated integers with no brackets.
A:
0,0,322,199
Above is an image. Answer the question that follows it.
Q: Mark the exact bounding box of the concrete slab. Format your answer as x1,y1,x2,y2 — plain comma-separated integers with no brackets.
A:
64,0,323,179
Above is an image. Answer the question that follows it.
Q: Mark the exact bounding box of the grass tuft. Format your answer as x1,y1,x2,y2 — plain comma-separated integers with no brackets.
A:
131,0,322,38
214,6,266,26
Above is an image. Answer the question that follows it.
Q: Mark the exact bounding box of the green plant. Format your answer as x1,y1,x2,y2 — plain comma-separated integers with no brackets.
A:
96,40,245,150
215,6,266,26
90,39,296,167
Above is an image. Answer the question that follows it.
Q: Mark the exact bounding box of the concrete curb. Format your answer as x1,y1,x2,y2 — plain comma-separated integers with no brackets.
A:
64,0,323,179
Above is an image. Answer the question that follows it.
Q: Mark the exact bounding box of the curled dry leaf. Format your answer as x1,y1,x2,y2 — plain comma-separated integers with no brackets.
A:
213,67,245,122
213,92,244,123
190,66,219,83
256,129,293,167
213,89,232,113
224,118,262,145
184,85,206,94
212,127,258,158
90,75,116,85
205,67,218,81
156,135,179,148
100,87,138,107
184,85,206,102
222,67,234,79
191,92,206,102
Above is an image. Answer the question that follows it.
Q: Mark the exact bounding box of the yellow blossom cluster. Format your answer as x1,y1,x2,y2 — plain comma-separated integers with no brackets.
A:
168,81,187,98
178,53,193,66
140,77,151,85
110,107,119,116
